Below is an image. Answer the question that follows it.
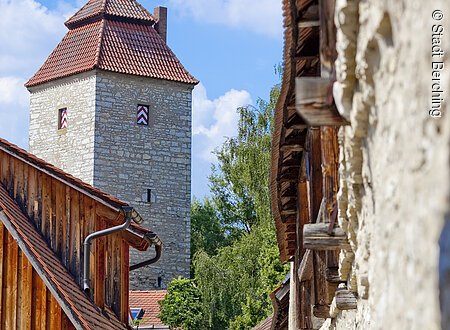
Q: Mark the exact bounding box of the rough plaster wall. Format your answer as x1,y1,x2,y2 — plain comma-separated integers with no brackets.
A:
28,72,96,184
324,0,450,329
94,71,192,290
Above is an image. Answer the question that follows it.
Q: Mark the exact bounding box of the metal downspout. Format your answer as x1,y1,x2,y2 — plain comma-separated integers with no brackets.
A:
83,205,134,293
130,234,162,271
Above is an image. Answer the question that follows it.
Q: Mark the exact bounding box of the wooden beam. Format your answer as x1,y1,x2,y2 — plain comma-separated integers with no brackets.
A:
280,144,303,152
295,77,349,126
297,103,349,126
303,223,350,250
298,249,313,282
326,267,342,283
281,210,296,216
335,289,357,310
313,304,330,318
299,20,320,28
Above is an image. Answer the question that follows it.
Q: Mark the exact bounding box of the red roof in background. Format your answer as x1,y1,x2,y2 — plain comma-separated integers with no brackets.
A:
26,0,198,87
129,290,167,327
65,0,155,28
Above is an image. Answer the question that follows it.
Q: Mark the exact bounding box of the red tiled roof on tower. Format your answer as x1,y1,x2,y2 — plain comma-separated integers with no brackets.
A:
25,0,198,87
65,0,155,28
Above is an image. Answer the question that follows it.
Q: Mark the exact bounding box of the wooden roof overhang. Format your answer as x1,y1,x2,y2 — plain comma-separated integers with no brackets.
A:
0,138,155,252
271,0,322,263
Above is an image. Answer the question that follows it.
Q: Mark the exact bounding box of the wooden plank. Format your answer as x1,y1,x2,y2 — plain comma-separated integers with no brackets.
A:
55,181,64,257
280,144,304,152
85,197,95,301
5,232,18,330
4,233,18,329
319,0,338,72
20,255,33,330
41,174,51,239
303,223,350,250
49,293,62,330
297,103,349,126
313,251,329,317
26,167,37,221
307,129,323,223
79,194,85,286
32,270,40,330
17,250,23,329
112,233,121,316
298,20,320,28
94,216,105,308
35,171,43,231
299,280,312,329
40,286,47,330
63,186,70,267
335,289,357,310
50,178,57,252
70,189,80,280
298,249,313,282
120,239,129,323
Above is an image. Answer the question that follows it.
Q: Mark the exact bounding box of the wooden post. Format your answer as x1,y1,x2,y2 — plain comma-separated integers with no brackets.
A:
303,223,350,250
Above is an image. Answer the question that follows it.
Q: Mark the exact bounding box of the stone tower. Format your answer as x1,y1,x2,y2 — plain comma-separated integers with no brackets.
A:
26,0,197,290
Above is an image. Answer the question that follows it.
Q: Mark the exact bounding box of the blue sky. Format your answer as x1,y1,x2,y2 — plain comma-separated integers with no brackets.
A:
0,0,283,198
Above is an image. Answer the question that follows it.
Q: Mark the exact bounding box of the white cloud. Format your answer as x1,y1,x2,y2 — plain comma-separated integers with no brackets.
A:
168,0,282,38
0,0,77,148
192,83,252,162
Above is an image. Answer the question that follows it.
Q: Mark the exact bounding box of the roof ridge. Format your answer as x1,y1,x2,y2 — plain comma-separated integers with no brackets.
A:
65,0,155,29
94,19,106,67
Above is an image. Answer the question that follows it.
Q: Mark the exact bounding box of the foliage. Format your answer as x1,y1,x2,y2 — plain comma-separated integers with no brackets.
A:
160,83,287,330
159,277,205,330
190,197,229,276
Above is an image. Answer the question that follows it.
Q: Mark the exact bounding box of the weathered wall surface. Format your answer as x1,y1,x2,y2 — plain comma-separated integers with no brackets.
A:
28,72,96,184
94,71,192,290
325,0,450,329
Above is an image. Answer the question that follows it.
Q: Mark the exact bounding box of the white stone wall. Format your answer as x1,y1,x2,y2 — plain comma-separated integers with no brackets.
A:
324,1,450,329
28,70,193,290
94,71,192,289
28,72,96,184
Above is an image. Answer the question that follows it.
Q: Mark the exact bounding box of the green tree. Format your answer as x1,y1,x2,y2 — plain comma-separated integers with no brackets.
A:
190,197,229,276
160,83,286,330
192,84,287,329
159,277,205,330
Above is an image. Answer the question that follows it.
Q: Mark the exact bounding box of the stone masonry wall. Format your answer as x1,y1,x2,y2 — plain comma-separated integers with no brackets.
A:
28,72,96,184
28,70,192,291
94,71,192,290
322,1,450,329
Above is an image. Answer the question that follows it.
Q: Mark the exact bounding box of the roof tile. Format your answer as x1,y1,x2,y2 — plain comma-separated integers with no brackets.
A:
0,185,128,330
129,290,167,327
26,0,197,87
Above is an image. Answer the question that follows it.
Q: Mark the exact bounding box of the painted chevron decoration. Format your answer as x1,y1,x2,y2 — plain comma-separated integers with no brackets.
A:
137,104,149,125
59,108,68,129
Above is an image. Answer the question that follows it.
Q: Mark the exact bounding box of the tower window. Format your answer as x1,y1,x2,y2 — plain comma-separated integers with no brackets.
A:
137,104,149,125
58,108,68,129
143,189,156,203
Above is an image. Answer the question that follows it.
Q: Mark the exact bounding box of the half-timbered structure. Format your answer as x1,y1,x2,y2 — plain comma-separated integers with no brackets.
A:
0,137,161,329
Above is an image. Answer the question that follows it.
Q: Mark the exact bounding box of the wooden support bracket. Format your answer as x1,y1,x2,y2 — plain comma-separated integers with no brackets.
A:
295,77,349,126
303,223,350,250
335,289,357,310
